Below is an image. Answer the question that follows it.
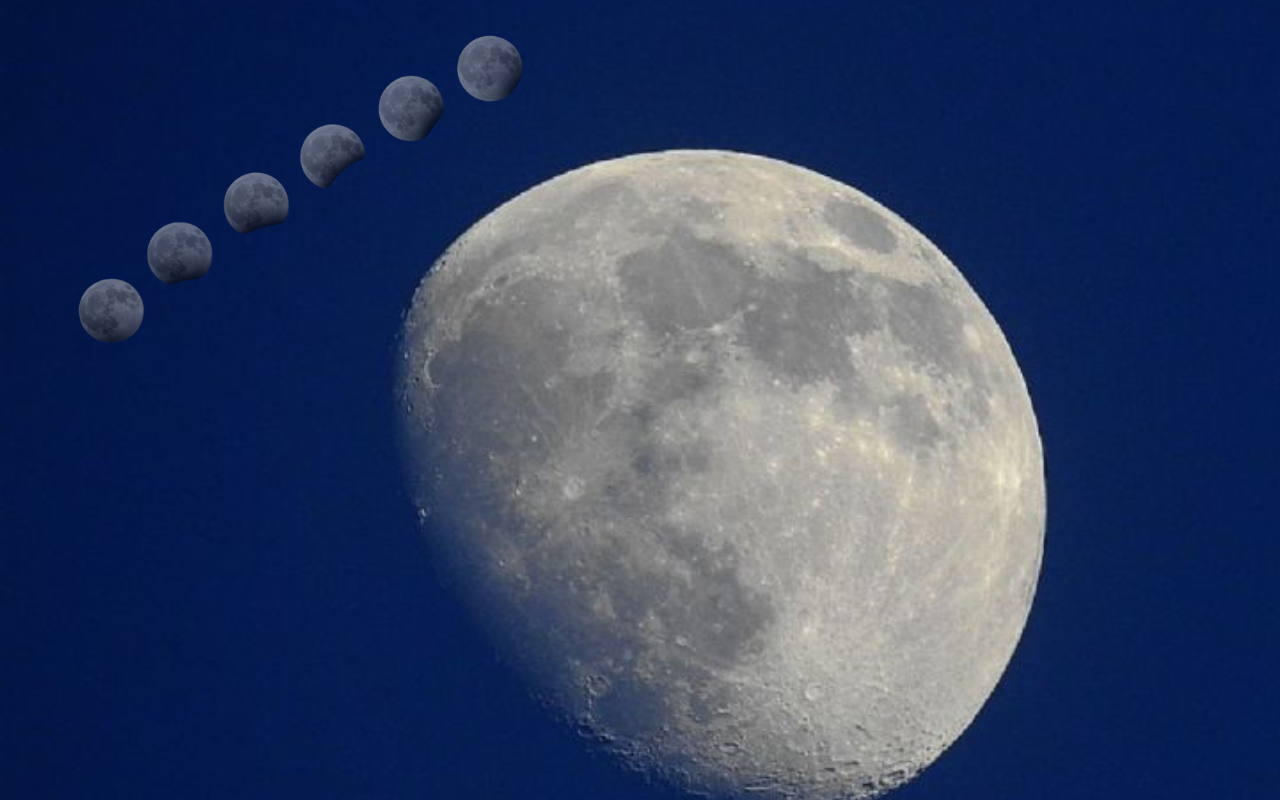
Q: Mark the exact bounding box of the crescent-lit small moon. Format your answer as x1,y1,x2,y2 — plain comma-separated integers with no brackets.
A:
398,149,1045,799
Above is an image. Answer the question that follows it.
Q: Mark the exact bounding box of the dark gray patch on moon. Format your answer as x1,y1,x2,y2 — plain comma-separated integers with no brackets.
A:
631,427,714,477
79,279,144,342
613,230,966,448
592,410,668,516
224,173,288,233
379,76,443,142
738,252,870,389
880,282,965,370
428,276,616,471
886,393,943,447
147,222,211,284
872,280,994,426
529,519,777,751
569,525,775,668
659,528,776,664
823,198,897,253
647,353,716,403
632,350,718,419
300,124,365,188
617,228,748,337
728,240,991,434
588,671,672,743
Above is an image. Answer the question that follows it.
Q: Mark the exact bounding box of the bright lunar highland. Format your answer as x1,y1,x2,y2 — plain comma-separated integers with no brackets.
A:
397,150,1045,799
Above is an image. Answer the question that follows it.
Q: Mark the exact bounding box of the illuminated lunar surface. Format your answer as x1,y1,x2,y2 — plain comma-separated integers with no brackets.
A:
456,35,522,101
300,124,365,188
79,278,144,342
223,172,288,234
397,150,1045,799
379,76,443,142
147,222,211,284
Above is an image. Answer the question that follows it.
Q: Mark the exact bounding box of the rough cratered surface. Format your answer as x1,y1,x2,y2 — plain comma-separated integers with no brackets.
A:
397,150,1045,799
223,172,288,233
300,124,365,188
457,35,522,101
147,222,212,284
80,279,144,342
379,76,444,141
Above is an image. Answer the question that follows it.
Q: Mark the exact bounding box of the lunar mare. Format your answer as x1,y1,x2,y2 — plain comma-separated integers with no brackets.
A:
397,150,1044,799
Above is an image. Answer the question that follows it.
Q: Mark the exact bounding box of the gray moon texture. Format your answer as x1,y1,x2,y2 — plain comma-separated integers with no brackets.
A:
379,76,444,141
80,279,144,342
397,150,1045,799
147,222,212,284
301,124,365,188
223,172,289,233
456,35,522,101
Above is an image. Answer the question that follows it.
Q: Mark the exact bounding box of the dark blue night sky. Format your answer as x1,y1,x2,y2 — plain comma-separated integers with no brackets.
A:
4,1,1277,797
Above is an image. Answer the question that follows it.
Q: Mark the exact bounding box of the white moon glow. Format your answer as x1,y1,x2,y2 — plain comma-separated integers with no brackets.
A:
397,150,1045,799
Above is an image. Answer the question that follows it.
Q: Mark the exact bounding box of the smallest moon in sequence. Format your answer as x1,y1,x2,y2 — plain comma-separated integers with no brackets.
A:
380,76,444,141
301,124,365,188
79,279,144,342
147,222,211,284
224,173,289,234
457,36,522,101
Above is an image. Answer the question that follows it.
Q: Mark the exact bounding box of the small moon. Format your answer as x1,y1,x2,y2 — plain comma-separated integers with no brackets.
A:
300,124,365,188
223,172,289,233
147,222,212,284
398,150,1045,799
457,35,522,101
79,279,144,342
379,76,444,141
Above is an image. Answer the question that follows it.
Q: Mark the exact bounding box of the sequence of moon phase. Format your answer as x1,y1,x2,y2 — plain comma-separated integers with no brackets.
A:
78,36,520,342
75,34,1045,800
398,149,1045,800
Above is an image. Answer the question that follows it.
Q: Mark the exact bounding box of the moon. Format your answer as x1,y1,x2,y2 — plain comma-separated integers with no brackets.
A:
379,76,444,142
80,278,144,342
456,35,522,101
397,150,1045,799
147,222,212,284
223,172,288,234
300,124,365,188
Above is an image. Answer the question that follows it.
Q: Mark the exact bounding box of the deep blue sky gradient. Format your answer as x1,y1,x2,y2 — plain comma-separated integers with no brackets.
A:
4,1,1277,797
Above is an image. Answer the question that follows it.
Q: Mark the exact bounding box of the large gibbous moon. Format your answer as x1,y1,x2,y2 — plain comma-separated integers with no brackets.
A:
397,150,1045,799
